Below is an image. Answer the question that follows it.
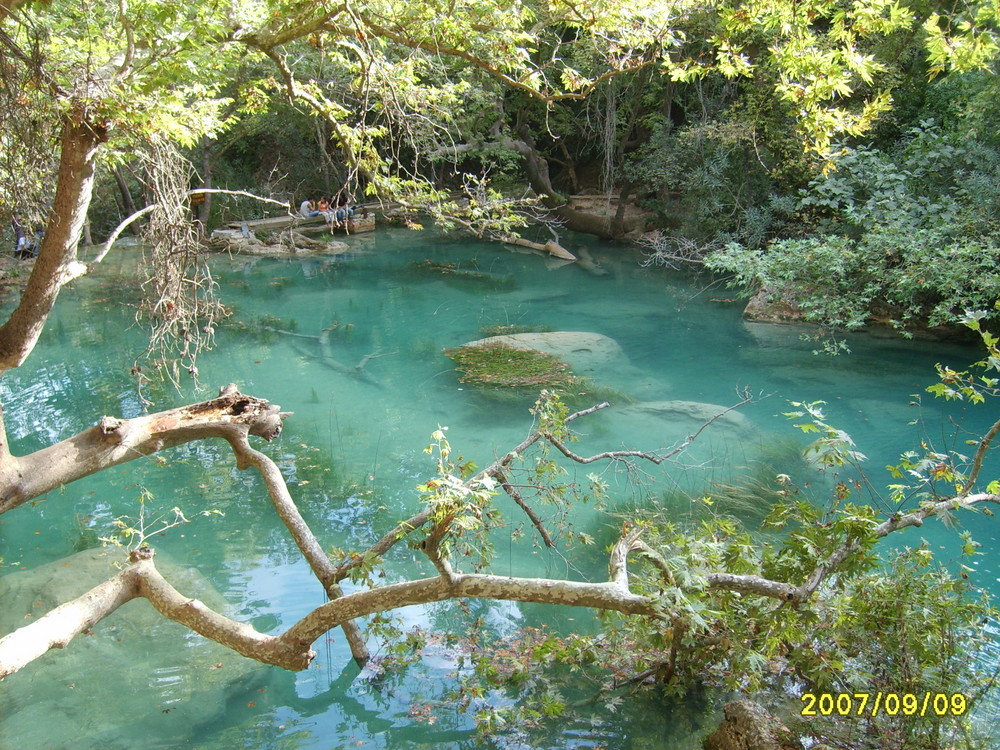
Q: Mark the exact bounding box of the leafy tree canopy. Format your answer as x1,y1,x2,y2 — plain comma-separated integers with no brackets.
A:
4,0,998,210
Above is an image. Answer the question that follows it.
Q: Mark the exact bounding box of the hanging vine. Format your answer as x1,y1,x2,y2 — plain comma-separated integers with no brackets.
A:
134,138,226,394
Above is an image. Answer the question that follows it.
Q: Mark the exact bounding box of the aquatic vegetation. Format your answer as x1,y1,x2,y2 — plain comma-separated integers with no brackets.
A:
71,514,102,553
403,260,517,291
84,272,143,307
222,313,299,342
444,341,578,391
606,437,812,524
444,341,631,409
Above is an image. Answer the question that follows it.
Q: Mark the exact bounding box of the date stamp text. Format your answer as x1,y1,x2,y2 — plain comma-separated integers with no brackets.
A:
800,692,968,717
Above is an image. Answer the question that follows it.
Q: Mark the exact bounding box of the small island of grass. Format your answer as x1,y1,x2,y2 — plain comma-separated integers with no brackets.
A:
444,340,630,407
444,341,577,390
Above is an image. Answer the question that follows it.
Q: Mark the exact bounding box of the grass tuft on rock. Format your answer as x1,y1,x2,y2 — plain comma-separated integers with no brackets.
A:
444,342,634,408
444,342,578,390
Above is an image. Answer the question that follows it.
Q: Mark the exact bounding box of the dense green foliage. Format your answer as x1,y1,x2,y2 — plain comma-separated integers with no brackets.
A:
384,320,1000,748
707,111,1000,333
4,0,997,338
421,372,999,749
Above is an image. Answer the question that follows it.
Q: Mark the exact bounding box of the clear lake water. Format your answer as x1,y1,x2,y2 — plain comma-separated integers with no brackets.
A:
0,228,997,749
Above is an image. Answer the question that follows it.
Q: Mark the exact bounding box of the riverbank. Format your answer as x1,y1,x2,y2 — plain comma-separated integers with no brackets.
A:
0,255,33,298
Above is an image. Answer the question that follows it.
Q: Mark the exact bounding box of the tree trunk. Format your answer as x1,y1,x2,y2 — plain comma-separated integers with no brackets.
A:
557,140,582,194
197,136,213,229
611,181,636,238
502,133,635,240
113,164,138,232
0,118,104,373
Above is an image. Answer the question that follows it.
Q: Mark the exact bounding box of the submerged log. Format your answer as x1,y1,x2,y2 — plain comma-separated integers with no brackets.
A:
275,326,385,387
501,235,576,261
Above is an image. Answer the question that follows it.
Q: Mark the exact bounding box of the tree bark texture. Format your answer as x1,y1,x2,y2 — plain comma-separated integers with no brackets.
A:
0,549,311,677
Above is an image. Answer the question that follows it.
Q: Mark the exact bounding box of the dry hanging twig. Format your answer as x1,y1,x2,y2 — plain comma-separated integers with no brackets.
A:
134,138,227,392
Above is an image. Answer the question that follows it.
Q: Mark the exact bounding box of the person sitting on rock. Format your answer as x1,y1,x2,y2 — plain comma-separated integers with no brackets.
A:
299,198,321,218
332,193,354,226
317,197,337,224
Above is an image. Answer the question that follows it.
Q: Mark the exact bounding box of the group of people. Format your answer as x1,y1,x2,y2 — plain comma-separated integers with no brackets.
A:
299,194,355,226
10,215,43,257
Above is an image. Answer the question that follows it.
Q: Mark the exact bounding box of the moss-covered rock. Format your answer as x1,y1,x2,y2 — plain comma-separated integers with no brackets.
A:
460,331,626,374
444,341,577,390
444,337,632,408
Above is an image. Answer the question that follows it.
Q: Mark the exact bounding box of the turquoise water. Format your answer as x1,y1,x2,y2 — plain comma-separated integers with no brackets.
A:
1,229,997,748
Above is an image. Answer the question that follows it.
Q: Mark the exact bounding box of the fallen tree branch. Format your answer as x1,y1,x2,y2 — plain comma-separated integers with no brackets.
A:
0,548,312,677
492,467,555,548
280,569,657,650
500,235,576,261
330,401,622,577
225,428,371,666
0,384,369,665
1,539,656,678
960,415,1000,496
134,548,312,669
799,492,1000,597
332,508,433,581
545,389,755,466
0,554,141,677
632,492,1000,605
5,391,997,684
0,384,286,515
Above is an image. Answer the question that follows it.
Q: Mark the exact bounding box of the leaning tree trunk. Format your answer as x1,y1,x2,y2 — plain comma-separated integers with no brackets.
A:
0,117,105,373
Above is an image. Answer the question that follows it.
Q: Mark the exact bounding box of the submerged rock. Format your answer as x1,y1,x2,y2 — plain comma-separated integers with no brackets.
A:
0,548,265,748
743,285,806,324
209,227,350,256
703,700,802,750
618,399,753,434
462,331,626,374
742,321,820,350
